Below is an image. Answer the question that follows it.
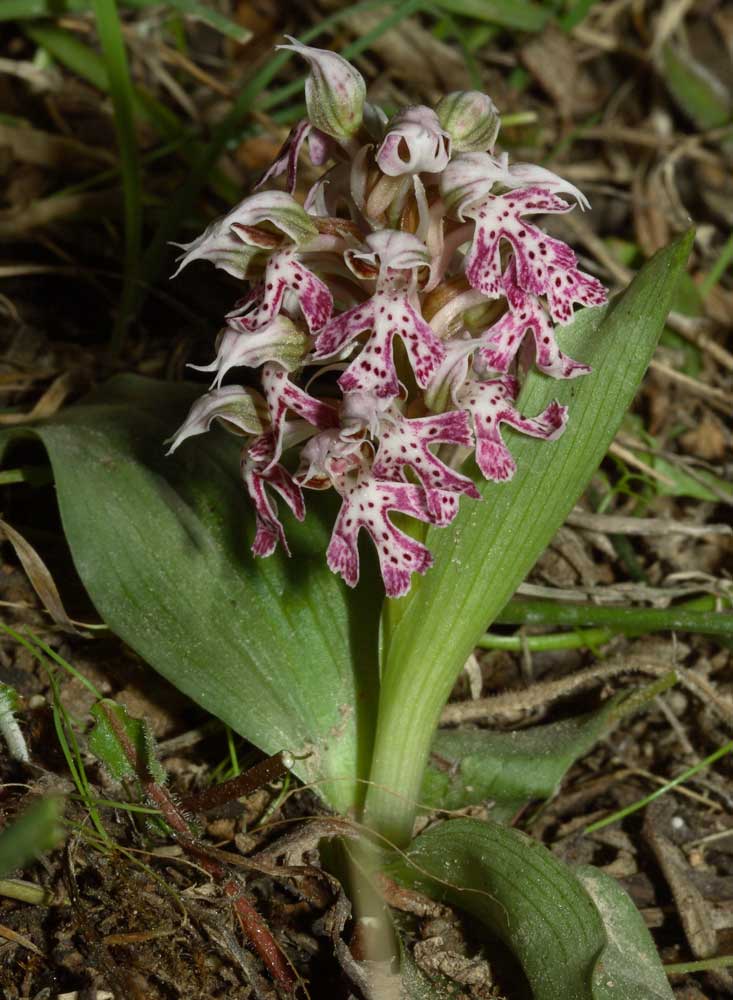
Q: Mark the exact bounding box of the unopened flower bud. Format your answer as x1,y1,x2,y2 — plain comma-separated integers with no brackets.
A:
278,37,366,142
435,91,500,153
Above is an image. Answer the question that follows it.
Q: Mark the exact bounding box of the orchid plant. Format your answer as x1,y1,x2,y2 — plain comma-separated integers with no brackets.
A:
154,39,692,868
0,34,691,996
168,39,606,602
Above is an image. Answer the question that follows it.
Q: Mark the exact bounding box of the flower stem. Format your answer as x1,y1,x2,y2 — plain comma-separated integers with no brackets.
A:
495,594,733,637
363,649,456,848
479,626,613,652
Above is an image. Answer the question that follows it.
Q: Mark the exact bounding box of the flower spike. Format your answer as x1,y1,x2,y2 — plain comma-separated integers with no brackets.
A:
170,42,605,597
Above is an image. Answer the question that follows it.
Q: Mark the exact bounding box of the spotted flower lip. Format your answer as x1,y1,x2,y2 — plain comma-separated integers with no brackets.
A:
169,41,607,596
474,258,592,379
372,409,480,521
375,106,451,177
463,186,598,302
312,263,445,399
326,473,442,598
261,362,338,468
225,249,333,335
242,434,305,558
457,374,568,482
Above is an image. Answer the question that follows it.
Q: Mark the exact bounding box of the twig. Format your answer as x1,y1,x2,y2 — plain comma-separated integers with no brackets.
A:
495,596,733,635
566,509,732,538
441,652,733,726
648,359,732,415
609,442,677,487
666,312,733,374
0,688,29,763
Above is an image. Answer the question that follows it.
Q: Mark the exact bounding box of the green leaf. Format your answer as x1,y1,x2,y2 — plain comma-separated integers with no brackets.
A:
386,818,672,1000
422,696,622,821
88,699,166,784
431,0,550,32
422,677,674,820
659,43,732,131
576,867,674,999
648,456,733,503
0,376,381,814
365,231,695,845
0,797,65,878
90,0,141,352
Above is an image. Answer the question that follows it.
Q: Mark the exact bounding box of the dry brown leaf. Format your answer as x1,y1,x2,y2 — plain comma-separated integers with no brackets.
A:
0,190,120,237
521,24,598,118
0,516,78,633
679,414,729,461
0,123,115,172
0,922,43,956
0,371,73,425
632,167,672,257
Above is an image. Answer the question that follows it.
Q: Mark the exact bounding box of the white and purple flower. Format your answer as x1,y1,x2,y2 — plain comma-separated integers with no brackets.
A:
169,41,607,598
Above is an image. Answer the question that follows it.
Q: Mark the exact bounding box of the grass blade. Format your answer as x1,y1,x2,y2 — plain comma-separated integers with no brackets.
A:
90,0,141,353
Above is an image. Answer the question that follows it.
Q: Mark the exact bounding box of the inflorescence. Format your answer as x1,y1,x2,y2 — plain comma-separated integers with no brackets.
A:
168,40,607,598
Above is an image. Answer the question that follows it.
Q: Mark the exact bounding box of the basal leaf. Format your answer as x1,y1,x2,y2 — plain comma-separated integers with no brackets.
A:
387,818,671,1000
422,678,674,820
0,376,381,813
366,232,694,843
577,867,674,1000
387,818,606,1000
422,696,621,821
